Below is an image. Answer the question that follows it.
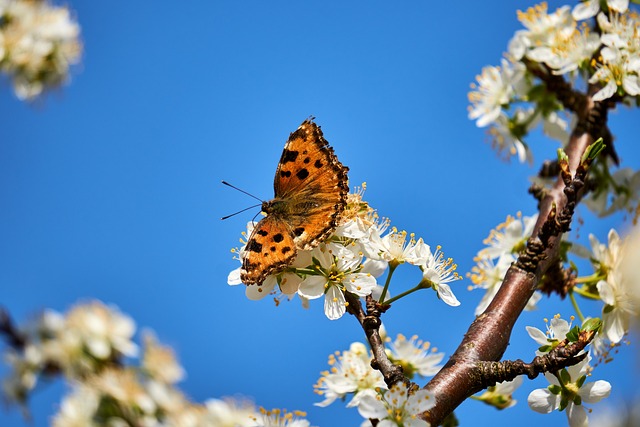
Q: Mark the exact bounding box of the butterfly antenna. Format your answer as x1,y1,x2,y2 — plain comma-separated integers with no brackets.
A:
221,203,262,220
221,180,264,203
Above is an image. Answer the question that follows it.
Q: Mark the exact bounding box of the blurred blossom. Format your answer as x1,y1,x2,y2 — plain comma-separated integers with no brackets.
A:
0,0,82,99
590,228,640,343
474,376,523,410
142,330,185,384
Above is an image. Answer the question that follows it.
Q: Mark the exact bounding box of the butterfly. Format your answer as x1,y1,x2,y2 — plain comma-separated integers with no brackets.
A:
240,119,349,285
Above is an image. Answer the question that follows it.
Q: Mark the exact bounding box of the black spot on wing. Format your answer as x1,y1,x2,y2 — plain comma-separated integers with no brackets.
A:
314,159,323,169
257,229,268,237
296,168,309,180
281,246,292,254
282,150,298,164
294,227,304,236
280,170,292,178
273,233,284,243
246,240,262,253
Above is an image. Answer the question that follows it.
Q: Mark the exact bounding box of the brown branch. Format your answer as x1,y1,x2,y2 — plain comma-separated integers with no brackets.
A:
523,59,586,113
345,293,407,387
0,307,26,349
420,85,606,425
523,60,618,165
476,329,594,387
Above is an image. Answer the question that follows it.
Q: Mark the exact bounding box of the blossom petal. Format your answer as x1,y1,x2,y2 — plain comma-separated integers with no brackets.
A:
580,380,611,404
596,280,615,306
572,0,599,20
566,403,588,427
355,391,388,419
245,276,277,300
526,326,549,345
227,268,242,285
297,276,328,300
603,308,627,343
528,388,558,413
436,283,460,306
324,286,346,320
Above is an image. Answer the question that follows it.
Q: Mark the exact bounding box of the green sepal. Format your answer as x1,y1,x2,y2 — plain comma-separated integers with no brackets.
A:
548,384,562,395
559,395,569,411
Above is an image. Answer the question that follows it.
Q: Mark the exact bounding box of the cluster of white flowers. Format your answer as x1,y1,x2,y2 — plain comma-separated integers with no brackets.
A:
3,301,137,404
229,186,463,320
584,165,640,217
468,212,541,316
0,0,82,100
526,316,612,427
1,301,314,427
314,332,443,421
468,2,640,165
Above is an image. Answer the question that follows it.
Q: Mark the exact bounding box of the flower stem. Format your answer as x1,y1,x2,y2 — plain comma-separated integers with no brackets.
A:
569,290,585,323
574,273,602,285
383,283,423,305
379,262,398,303
572,286,600,300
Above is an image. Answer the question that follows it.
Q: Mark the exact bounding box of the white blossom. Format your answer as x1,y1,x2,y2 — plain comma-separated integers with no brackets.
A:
387,334,444,378
468,59,526,127
314,342,386,409
297,245,377,320
357,382,435,427
528,356,611,427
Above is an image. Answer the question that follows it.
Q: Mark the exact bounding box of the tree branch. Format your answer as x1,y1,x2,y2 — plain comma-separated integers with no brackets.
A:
476,328,594,387
346,293,407,387
0,306,26,349
420,86,606,425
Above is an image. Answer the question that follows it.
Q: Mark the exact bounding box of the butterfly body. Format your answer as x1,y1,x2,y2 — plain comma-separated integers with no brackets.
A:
240,119,349,285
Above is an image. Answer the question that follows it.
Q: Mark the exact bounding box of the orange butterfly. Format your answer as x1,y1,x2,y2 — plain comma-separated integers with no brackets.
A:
240,119,349,285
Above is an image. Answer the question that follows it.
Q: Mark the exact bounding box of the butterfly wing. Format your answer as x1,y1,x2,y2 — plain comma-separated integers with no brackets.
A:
239,119,349,285
240,215,297,285
273,119,349,249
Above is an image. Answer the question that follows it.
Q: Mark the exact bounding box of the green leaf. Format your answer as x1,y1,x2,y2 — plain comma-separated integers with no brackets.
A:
539,344,553,353
557,148,569,163
560,368,572,384
566,325,580,342
581,137,605,164
581,318,602,333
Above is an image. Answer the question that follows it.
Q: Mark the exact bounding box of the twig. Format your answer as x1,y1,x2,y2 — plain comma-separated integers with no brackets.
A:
345,293,407,387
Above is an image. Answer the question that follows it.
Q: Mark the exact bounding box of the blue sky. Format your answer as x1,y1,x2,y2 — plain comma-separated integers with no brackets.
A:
1,1,639,426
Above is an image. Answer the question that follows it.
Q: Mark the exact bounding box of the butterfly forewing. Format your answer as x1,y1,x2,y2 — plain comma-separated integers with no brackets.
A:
240,119,349,285
273,120,349,248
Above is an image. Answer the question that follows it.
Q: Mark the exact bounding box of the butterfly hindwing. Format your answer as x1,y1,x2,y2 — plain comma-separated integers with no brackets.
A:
240,215,297,285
